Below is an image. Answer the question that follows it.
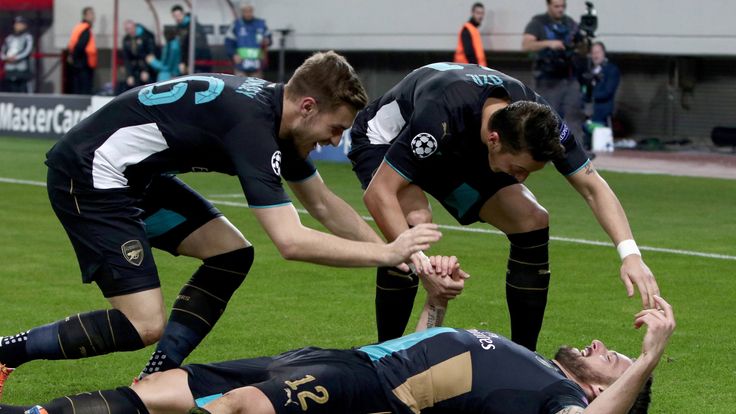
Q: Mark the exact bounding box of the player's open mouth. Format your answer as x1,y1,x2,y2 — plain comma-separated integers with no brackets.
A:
581,346,592,357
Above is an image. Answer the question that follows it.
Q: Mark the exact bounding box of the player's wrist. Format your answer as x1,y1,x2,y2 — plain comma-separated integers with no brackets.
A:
426,293,448,307
636,348,664,369
617,239,641,261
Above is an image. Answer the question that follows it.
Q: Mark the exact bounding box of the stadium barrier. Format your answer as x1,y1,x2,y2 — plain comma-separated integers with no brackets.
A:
0,93,113,139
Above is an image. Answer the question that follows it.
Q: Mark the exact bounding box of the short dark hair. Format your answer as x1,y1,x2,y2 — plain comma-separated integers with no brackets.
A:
472,2,484,10
488,101,565,162
592,41,607,53
627,376,654,414
285,51,368,113
171,4,184,13
82,7,93,18
163,26,177,42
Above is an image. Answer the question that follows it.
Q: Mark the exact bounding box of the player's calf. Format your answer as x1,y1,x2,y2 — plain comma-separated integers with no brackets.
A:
375,266,419,341
1,387,148,414
140,247,254,377
505,227,550,352
0,309,144,368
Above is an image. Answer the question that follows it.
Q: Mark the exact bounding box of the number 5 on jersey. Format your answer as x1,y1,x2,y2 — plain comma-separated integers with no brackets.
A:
138,75,225,106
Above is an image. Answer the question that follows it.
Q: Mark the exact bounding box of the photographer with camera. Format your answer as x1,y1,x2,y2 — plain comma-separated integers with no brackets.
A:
582,41,620,126
522,0,587,148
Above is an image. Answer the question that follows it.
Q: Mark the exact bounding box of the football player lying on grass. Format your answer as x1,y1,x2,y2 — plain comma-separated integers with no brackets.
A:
5,256,673,414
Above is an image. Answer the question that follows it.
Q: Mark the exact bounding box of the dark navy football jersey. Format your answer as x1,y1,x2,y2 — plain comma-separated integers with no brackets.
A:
46,74,316,208
350,63,589,185
359,327,588,414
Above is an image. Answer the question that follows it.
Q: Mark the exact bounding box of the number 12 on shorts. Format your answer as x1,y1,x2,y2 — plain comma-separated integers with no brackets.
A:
283,374,330,411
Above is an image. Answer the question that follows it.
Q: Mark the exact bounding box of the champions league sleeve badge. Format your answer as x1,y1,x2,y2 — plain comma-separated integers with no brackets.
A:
559,122,571,143
411,132,438,159
271,151,282,176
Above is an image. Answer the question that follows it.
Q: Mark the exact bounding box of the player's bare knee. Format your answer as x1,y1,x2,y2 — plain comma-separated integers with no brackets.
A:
219,224,249,252
207,389,250,414
132,370,165,391
178,217,250,259
406,208,432,226
133,369,194,414
212,387,273,414
528,205,549,230
511,203,548,233
129,314,166,345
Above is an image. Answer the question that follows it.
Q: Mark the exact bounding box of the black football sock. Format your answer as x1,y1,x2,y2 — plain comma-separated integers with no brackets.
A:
505,227,551,352
141,247,253,376
13,387,148,414
375,266,419,342
1,309,144,368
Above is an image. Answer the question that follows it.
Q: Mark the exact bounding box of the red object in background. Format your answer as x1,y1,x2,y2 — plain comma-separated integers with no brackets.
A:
0,0,52,10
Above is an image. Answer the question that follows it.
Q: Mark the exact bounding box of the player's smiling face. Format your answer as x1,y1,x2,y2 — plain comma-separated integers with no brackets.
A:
575,340,632,379
554,340,634,397
292,104,356,158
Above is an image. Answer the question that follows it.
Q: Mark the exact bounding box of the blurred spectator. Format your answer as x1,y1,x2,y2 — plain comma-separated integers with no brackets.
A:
581,41,620,126
453,2,486,66
121,19,156,91
146,26,181,81
521,0,585,145
171,4,212,74
1,16,34,93
67,6,97,94
225,1,272,78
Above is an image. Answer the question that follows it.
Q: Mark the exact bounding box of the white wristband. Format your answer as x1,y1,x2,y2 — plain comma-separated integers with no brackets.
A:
616,239,641,260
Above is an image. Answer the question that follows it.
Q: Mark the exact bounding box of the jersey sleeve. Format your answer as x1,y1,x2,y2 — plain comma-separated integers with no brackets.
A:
223,123,292,208
277,136,318,183
531,92,590,176
383,97,449,183
541,380,589,413
552,121,590,176
383,79,478,183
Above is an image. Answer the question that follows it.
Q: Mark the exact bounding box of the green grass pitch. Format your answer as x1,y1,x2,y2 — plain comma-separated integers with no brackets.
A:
0,136,734,412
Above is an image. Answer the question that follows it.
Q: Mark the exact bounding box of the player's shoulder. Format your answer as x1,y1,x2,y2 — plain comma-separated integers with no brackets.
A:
222,76,280,108
412,64,485,98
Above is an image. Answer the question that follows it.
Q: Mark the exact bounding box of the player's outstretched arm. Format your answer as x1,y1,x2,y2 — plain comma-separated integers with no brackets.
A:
252,203,441,267
364,161,434,275
288,172,384,244
580,295,675,414
363,161,412,241
415,256,469,332
566,162,660,309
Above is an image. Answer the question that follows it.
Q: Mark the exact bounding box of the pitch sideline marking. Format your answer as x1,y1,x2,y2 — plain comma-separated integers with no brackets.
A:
0,177,47,187
2,178,734,261
208,199,736,262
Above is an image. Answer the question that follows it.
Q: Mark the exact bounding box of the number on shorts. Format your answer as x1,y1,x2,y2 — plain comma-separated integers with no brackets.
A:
297,387,329,411
284,374,330,411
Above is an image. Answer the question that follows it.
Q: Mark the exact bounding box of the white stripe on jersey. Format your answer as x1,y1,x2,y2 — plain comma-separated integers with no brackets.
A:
367,100,406,145
92,123,169,189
